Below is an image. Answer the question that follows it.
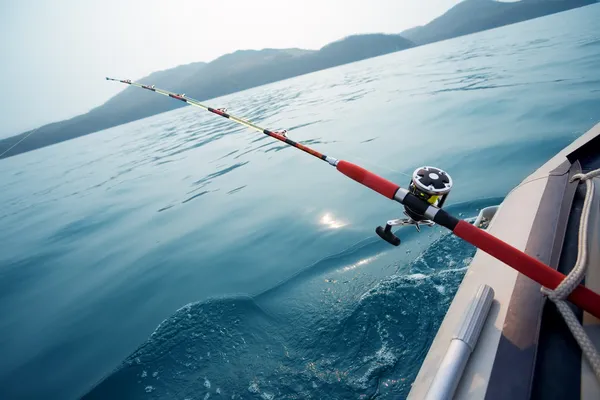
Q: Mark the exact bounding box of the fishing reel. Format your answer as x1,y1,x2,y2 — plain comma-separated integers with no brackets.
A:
376,166,453,246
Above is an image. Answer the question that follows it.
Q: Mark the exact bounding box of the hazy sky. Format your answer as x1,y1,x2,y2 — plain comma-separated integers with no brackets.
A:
0,0,462,138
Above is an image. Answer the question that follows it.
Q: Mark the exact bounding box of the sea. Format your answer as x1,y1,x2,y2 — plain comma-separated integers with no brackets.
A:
1,4,599,400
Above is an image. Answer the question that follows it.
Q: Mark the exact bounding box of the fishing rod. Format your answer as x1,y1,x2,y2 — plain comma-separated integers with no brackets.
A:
107,77,600,319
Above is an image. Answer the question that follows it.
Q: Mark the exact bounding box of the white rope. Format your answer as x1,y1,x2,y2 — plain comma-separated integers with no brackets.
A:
541,168,600,381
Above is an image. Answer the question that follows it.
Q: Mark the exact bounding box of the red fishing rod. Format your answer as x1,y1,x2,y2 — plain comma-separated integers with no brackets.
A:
107,77,600,319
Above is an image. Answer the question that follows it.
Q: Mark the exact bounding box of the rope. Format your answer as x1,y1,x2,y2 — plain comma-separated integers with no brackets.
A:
541,168,600,381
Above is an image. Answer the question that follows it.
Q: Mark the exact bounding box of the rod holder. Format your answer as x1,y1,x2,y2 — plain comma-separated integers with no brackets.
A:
425,284,495,400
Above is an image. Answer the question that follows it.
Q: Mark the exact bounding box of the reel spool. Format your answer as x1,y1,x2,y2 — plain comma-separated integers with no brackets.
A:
404,166,453,221
376,166,452,246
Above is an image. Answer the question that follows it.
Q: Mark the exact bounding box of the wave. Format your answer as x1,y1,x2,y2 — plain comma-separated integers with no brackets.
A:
82,226,479,399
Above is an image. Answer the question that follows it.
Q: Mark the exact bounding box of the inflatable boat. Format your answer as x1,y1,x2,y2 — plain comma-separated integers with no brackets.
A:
409,122,600,399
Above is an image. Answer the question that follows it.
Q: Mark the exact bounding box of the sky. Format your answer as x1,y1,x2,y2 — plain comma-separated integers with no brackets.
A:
0,0,463,138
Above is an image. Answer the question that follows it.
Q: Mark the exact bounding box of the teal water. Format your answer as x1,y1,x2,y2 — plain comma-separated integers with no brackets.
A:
1,5,599,399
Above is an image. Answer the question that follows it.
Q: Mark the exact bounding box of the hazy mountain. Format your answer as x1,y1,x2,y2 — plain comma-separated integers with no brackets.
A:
401,0,596,45
1,0,597,159
0,35,413,159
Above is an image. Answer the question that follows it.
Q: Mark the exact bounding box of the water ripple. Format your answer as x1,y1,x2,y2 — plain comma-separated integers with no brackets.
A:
193,161,250,186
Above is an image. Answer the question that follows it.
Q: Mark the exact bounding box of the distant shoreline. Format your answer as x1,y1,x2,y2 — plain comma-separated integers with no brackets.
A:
1,0,596,160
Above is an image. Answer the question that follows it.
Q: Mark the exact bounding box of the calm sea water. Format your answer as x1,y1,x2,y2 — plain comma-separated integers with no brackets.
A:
1,5,599,400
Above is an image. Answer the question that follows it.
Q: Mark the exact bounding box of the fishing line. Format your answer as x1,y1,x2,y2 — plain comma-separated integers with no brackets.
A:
0,127,40,159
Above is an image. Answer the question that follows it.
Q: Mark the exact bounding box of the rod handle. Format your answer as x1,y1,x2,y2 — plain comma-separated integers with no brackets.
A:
453,220,600,319
336,160,400,199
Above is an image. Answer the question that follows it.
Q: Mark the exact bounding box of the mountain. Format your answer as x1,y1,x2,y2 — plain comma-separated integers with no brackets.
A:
401,0,596,45
2,0,598,159
0,61,208,159
0,34,413,159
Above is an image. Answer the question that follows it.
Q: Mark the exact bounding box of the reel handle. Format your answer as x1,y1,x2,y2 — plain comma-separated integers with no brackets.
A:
376,224,401,246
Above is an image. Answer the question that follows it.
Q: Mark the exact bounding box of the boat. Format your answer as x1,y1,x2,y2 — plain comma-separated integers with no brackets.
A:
409,122,600,399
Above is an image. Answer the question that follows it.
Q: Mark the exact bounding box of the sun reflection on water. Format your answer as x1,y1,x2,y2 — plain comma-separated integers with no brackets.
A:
319,212,347,229
340,255,378,273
